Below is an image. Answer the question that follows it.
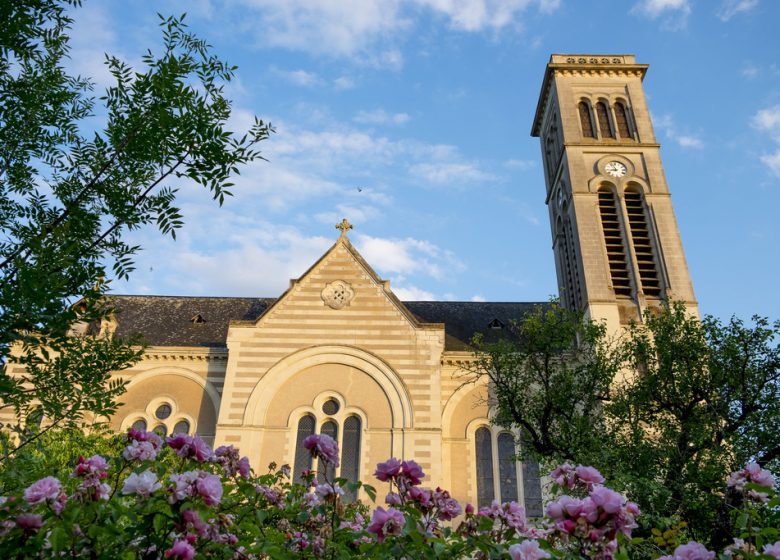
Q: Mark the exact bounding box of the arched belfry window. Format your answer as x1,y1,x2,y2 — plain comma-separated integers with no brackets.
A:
614,102,632,140
596,102,614,138
578,101,595,138
341,416,362,501
598,187,632,297
624,188,662,297
293,414,316,482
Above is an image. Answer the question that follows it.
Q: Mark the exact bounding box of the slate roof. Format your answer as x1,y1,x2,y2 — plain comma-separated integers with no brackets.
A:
105,295,546,351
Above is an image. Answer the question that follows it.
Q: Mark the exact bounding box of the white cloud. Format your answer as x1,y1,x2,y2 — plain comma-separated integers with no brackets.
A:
752,105,780,133
631,0,691,29
751,105,780,177
414,0,559,31
653,114,704,149
742,63,760,78
717,0,759,21
392,285,435,300
504,158,535,170
470,294,486,302
354,109,411,125
272,67,322,87
333,76,356,90
410,162,496,184
355,234,464,281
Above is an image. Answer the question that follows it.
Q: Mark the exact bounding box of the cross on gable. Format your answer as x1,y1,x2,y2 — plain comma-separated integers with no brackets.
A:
336,218,353,238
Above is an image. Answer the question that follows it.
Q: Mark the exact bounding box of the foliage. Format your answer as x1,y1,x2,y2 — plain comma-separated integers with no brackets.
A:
469,300,780,546
0,428,775,559
467,301,620,462
0,0,272,455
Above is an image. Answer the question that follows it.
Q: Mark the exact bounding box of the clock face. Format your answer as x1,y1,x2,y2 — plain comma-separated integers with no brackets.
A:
605,161,627,178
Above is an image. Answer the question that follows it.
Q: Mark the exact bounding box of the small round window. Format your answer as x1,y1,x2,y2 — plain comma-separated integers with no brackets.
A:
155,403,172,420
322,399,340,415
153,424,167,437
131,418,147,432
173,420,190,434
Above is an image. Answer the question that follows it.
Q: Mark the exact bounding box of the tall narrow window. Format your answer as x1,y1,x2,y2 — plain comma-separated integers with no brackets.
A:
624,189,662,297
598,188,632,297
578,102,595,138
497,433,519,503
614,102,632,139
318,420,339,482
293,415,315,483
475,427,495,509
522,456,544,517
341,416,361,501
596,102,614,138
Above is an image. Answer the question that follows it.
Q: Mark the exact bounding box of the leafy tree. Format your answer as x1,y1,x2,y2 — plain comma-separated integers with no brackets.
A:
0,1,272,455
470,300,780,544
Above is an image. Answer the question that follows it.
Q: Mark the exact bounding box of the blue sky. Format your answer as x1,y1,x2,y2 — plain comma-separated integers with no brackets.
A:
72,0,780,321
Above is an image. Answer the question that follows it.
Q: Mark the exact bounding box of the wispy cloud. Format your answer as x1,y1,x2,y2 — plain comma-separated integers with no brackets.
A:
271,67,323,87
630,0,691,29
716,0,759,21
355,234,464,282
653,114,704,149
354,109,411,126
751,105,780,177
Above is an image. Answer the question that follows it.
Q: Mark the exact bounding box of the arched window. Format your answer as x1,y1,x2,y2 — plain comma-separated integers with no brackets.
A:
614,102,632,139
497,433,519,503
131,418,147,432
318,420,339,483
521,452,544,517
341,416,362,501
624,188,662,297
475,427,495,508
596,102,614,138
598,187,632,297
293,415,315,483
173,419,190,434
578,102,595,138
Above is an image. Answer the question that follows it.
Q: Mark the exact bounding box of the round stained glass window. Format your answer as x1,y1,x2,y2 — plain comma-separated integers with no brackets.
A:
173,420,190,434
155,403,172,420
153,424,167,437
322,399,340,415
132,419,147,432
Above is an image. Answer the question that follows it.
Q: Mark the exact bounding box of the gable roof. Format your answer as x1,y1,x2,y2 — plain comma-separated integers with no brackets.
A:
103,295,545,351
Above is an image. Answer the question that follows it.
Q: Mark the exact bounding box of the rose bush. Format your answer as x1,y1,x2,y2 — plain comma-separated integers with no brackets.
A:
0,430,776,558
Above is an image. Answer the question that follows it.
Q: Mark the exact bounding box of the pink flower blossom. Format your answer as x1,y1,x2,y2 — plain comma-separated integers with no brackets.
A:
575,465,605,488
24,476,62,506
658,541,715,560
167,434,213,462
303,434,340,466
73,455,108,477
123,440,159,462
408,486,432,508
465,503,475,515
238,457,251,478
367,507,405,542
374,458,402,481
384,492,401,506
550,463,576,489
590,485,625,514
165,539,195,560
15,513,43,532
400,460,424,486
315,482,344,499
509,540,551,560
764,542,780,559
214,446,251,478
182,509,210,537
196,473,223,506
122,470,162,498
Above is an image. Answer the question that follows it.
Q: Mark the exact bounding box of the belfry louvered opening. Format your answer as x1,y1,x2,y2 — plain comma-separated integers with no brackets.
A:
598,189,632,297
624,189,662,297
614,102,632,139
578,101,595,138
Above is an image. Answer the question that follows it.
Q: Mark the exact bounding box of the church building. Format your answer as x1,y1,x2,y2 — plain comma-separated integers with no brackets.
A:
82,54,698,512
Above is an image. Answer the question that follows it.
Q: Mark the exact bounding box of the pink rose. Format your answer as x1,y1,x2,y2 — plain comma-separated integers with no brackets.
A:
550,463,576,489
122,470,162,498
165,540,195,560
385,492,401,506
196,473,223,506
167,434,213,462
659,541,715,560
123,440,158,462
74,455,108,477
763,541,780,559
465,503,475,515
303,434,340,466
575,465,605,488
367,507,405,543
24,476,62,506
15,513,43,532
400,460,424,486
374,458,402,481
590,485,625,514
509,540,551,560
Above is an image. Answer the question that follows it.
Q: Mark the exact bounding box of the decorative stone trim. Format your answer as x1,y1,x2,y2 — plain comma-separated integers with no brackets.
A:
141,351,228,362
321,280,355,310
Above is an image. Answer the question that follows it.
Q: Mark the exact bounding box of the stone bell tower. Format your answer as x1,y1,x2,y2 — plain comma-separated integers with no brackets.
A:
531,54,697,331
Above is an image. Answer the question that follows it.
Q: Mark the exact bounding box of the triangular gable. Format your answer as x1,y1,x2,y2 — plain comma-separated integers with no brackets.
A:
230,225,437,332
